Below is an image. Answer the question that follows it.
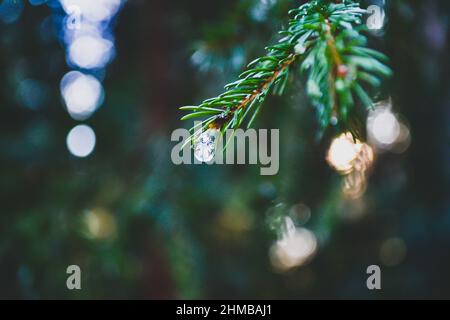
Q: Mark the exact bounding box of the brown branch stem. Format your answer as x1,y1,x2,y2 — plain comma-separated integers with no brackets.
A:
211,54,297,129
324,20,347,118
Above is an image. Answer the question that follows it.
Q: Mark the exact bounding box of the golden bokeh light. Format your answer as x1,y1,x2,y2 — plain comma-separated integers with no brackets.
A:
326,133,363,174
327,133,374,174
327,132,375,200
83,208,117,240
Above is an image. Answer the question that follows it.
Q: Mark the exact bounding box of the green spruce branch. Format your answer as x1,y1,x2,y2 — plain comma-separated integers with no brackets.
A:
181,0,392,142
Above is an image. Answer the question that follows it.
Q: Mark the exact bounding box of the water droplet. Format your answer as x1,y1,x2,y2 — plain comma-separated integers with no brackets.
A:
193,129,218,162
295,42,306,54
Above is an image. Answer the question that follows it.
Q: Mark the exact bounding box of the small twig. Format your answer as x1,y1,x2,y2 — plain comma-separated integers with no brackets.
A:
212,54,297,128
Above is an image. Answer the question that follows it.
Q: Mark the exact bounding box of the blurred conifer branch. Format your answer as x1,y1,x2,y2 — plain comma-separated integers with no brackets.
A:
181,0,392,141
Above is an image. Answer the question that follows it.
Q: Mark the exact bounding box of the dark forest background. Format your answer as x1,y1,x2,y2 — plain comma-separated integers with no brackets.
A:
0,0,449,299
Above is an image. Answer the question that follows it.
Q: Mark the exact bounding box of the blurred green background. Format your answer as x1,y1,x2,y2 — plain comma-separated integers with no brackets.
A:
0,0,449,299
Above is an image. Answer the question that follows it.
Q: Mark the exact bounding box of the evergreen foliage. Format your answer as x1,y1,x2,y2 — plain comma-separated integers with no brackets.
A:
181,0,391,140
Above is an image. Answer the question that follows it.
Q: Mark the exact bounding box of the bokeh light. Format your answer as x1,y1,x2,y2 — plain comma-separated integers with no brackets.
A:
0,0,24,24
367,100,411,152
57,0,123,157
64,4,81,30
327,133,372,174
251,0,276,22
380,237,407,267
339,197,368,221
342,170,368,199
60,71,104,120
327,133,375,200
66,124,96,158
16,79,48,110
83,208,117,240
59,0,122,23
68,35,114,69
270,217,317,271
368,107,400,146
289,203,311,226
